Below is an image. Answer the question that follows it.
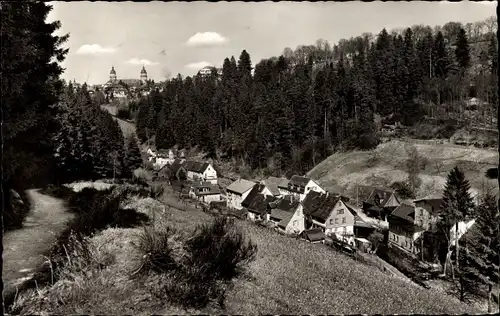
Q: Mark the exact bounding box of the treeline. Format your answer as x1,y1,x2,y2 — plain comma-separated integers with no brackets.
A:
135,18,497,176
53,85,128,183
1,2,142,231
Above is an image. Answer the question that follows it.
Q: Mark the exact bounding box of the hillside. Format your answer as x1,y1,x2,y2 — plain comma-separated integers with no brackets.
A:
100,104,136,137
13,188,481,315
308,139,498,202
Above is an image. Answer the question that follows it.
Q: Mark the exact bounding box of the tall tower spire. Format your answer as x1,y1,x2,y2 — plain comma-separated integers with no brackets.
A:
140,65,148,83
110,65,117,82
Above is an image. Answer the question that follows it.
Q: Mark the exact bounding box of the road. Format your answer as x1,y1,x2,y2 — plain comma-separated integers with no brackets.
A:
3,189,73,305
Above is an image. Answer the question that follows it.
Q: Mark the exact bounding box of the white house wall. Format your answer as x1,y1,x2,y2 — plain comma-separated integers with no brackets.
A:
227,189,252,210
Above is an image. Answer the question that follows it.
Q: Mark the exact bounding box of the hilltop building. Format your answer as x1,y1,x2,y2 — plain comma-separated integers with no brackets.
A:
103,66,151,99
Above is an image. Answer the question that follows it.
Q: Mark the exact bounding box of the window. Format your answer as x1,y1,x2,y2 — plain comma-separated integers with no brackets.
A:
338,209,344,215
335,218,339,225
342,217,346,224
329,219,334,225
293,220,298,226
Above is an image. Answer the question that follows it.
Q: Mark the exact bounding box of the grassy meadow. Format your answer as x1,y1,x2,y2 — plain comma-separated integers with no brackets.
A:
11,185,482,315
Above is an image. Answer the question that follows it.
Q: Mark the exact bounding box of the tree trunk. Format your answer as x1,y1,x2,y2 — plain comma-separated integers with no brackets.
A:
488,283,492,313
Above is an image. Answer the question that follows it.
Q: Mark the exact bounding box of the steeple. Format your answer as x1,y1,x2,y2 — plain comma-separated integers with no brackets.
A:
109,66,117,82
140,65,148,83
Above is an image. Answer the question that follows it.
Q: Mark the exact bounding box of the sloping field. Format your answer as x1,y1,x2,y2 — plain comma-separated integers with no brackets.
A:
100,104,136,137
12,190,482,314
308,139,498,201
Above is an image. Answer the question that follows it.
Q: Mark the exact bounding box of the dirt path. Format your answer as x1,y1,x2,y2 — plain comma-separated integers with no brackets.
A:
3,189,73,295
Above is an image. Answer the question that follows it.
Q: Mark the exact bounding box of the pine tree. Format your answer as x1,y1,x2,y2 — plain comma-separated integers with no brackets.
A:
439,166,476,276
124,135,143,176
453,193,499,302
455,28,471,70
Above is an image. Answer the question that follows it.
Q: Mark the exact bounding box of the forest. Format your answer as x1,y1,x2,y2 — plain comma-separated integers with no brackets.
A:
133,17,498,176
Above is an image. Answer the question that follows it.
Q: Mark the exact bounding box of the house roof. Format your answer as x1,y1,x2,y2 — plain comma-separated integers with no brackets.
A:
241,184,266,208
286,175,314,194
260,176,285,196
301,228,325,242
169,159,185,174
226,178,256,195
277,178,290,189
183,160,210,173
365,188,397,208
192,184,221,196
277,212,295,229
302,191,342,222
390,203,416,223
247,194,276,215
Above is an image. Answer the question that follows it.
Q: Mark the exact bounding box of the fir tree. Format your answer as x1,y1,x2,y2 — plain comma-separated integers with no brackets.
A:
124,135,143,175
455,28,471,70
439,166,476,276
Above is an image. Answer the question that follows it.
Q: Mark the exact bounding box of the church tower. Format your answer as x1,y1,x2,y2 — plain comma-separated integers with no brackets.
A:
109,66,117,82
140,65,148,83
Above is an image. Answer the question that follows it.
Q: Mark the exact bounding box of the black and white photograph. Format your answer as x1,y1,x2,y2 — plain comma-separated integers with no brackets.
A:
1,0,499,315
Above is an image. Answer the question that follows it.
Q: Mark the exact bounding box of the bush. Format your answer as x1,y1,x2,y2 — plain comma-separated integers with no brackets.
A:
137,215,257,309
3,187,30,231
390,181,416,200
185,216,258,281
41,188,149,284
134,226,182,275
116,105,131,120
40,184,76,200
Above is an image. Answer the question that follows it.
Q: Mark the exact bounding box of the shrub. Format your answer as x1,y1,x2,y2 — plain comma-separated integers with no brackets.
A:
185,216,257,281
3,187,30,231
390,181,416,200
40,184,76,200
134,226,182,275
137,215,257,309
116,105,131,120
133,168,151,185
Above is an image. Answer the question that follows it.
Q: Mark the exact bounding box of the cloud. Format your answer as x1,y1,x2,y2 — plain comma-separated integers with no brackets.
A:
185,61,213,70
75,44,116,55
186,32,228,47
125,58,159,66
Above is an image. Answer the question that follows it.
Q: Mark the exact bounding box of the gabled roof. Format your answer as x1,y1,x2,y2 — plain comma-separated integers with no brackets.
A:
302,191,343,222
390,203,415,223
241,183,266,208
286,175,315,194
365,188,398,208
277,178,290,189
169,159,185,174
247,194,277,215
260,176,285,196
226,178,256,195
183,160,210,173
300,228,325,242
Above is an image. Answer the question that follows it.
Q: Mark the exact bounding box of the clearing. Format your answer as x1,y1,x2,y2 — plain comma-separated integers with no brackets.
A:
101,104,136,137
3,189,73,299
308,138,498,201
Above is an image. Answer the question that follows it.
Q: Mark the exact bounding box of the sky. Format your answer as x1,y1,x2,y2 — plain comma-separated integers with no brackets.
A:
47,1,497,85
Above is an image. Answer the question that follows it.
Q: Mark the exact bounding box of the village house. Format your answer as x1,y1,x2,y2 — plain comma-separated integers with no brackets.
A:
413,198,443,230
162,158,186,181
245,193,277,222
183,160,218,184
225,178,257,210
363,188,400,222
387,203,425,254
268,197,303,234
300,190,370,245
241,183,266,210
188,181,221,205
260,176,286,198
277,175,325,202
146,147,157,161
